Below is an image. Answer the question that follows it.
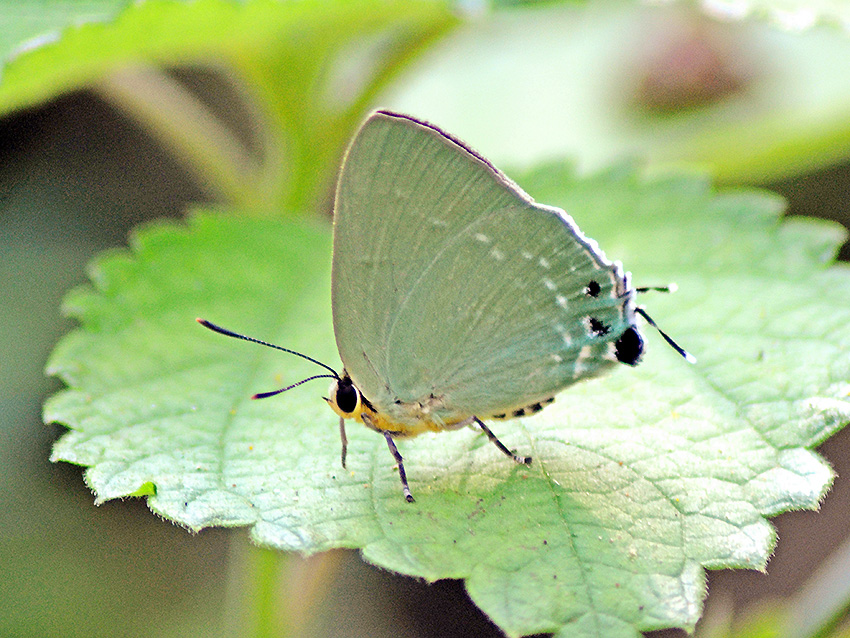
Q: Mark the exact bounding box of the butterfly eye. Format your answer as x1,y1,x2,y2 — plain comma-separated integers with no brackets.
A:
335,378,360,414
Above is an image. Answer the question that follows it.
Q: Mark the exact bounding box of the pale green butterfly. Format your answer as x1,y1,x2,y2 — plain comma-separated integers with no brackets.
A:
199,110,693,502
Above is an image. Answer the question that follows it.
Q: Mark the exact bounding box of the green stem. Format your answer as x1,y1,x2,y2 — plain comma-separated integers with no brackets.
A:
780,532,850,638
223,533,344,638
251,545,284,638
94,65,269,206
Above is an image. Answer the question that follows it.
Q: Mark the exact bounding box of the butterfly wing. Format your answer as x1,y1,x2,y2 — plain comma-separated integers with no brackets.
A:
331,111,639,427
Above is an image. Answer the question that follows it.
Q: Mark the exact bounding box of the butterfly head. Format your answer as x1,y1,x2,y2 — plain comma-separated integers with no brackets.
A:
325,373,364,420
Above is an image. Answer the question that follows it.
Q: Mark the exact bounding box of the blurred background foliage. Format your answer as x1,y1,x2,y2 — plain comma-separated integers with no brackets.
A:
3,0,850,636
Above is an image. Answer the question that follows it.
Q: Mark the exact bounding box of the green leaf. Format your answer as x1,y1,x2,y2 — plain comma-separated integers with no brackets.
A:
0,0,456,209
0,0,126,65
45,167,850,638
687,0,850,32
387,3,850,185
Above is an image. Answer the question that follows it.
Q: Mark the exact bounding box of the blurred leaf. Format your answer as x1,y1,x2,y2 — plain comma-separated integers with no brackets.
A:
45,163,850,637
697,601,786,638
0,0,457,209
386,3,850,185
0,0,126,64
686,0,850,32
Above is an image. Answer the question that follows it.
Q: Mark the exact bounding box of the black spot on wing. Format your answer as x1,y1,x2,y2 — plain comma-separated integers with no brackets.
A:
615,327,644,366
589,317,610,336
492,397,555,420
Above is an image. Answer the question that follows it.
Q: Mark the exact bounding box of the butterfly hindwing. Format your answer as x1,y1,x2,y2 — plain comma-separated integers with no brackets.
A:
331,111,638,427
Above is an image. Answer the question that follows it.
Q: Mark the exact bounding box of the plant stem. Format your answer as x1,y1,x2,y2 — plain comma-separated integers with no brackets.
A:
223,532,345,638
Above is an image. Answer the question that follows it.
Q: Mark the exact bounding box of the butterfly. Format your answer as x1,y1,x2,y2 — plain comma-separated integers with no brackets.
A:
199,109,693,502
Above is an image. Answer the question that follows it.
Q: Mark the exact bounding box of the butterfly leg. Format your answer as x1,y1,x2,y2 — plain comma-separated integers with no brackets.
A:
382,431,415,503
473,417,532,465
338,417,348,468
